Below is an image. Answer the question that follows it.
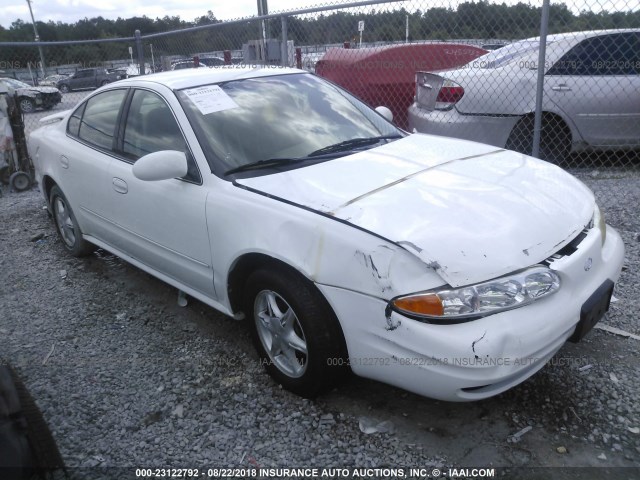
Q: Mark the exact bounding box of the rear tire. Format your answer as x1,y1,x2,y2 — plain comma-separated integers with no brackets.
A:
506,114,572,164
50,186,95,257
58,84,70,93
244,266,349,398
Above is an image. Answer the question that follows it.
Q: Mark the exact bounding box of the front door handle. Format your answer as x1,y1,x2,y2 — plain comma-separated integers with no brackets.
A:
112,177,128,194
551,84,572,92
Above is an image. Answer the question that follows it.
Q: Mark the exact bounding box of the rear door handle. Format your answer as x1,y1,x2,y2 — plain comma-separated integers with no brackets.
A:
59,155,69,169
551,84,572,92
112,177,128,194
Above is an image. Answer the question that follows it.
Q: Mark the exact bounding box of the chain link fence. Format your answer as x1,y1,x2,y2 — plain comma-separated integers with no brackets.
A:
1,0,638,176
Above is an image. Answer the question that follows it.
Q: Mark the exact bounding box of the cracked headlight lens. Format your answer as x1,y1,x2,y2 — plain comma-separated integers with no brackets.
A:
390,266,560,323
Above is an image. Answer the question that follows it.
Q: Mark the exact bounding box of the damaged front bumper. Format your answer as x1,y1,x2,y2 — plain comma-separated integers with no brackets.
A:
318,225,624,401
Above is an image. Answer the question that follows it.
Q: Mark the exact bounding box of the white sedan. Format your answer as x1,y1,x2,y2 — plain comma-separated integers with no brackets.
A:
408,29,640,162
29,67,624,401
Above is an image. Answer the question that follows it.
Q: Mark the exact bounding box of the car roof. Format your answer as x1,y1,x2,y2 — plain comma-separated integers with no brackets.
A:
533,28,639,43
507,28,640,64
0,77,26,84
116,66,303,90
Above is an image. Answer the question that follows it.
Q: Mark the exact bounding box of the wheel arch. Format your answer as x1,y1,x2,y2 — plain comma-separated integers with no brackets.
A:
509,110,579,150
18,96,35,110
41,175,58,205
227,252,314,316
227,252,348,354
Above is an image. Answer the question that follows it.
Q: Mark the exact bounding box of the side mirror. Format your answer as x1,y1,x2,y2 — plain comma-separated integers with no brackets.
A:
375,106,393,122
132,150,188,181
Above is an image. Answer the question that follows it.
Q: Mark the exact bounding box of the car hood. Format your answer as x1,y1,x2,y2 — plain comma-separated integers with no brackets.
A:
236,134,594,287
18,86,60,95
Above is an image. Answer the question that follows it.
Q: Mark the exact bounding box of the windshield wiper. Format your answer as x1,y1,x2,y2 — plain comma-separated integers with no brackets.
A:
307,135,403,157
224,135,403,176
224,157,304,175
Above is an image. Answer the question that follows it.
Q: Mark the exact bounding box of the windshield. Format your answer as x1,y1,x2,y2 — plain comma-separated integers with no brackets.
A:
1,78,30,88
177,73,400,177
472,39,550,68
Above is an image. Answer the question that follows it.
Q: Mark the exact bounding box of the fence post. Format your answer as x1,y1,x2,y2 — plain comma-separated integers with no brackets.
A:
134,29,145,76
281,16,289,67
295,47,302,69
532,0,550,159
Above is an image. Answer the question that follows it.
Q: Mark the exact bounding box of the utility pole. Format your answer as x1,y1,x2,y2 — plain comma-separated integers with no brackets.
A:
26,0,46,79
257,0,269,64
406,14,409,43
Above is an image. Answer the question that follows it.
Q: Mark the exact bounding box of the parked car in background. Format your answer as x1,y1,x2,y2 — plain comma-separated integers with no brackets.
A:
29,67,624,401
316,43,487,129
301,52,325,72
107,67,129,79
123,63,155,77
171,57,225,70
408,29,640,162
39,74,70,87
200,57,226,67
481,43,508,50
56,68,122,93
0,77,62,113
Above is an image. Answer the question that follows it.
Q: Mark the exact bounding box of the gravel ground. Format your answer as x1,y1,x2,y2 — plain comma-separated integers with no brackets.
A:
1,171,639,479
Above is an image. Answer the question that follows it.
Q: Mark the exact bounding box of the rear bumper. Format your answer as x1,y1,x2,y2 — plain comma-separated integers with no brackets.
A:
408,104,519,148
318,225,624,401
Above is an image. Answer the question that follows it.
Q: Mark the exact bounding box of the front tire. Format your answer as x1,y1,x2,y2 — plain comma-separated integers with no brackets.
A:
58,84,70,93
244,267,348,398
19,97,35,114
50,186,95,257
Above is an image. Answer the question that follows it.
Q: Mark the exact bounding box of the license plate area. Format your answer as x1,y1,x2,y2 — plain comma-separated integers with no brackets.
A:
568,279,614,343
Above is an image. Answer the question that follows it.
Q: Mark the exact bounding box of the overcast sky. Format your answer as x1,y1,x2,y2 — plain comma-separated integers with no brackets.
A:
2,0,634,31
0,0,311,29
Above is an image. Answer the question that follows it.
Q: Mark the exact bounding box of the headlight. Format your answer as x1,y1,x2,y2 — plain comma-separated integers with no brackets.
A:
592,204,606,246
390,266,560,323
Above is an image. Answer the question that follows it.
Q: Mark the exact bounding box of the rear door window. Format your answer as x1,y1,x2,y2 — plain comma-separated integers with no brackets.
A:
76,89,127,151
548,33,640,76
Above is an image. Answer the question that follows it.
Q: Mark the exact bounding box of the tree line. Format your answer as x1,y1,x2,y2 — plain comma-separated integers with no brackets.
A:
1,2,638,70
